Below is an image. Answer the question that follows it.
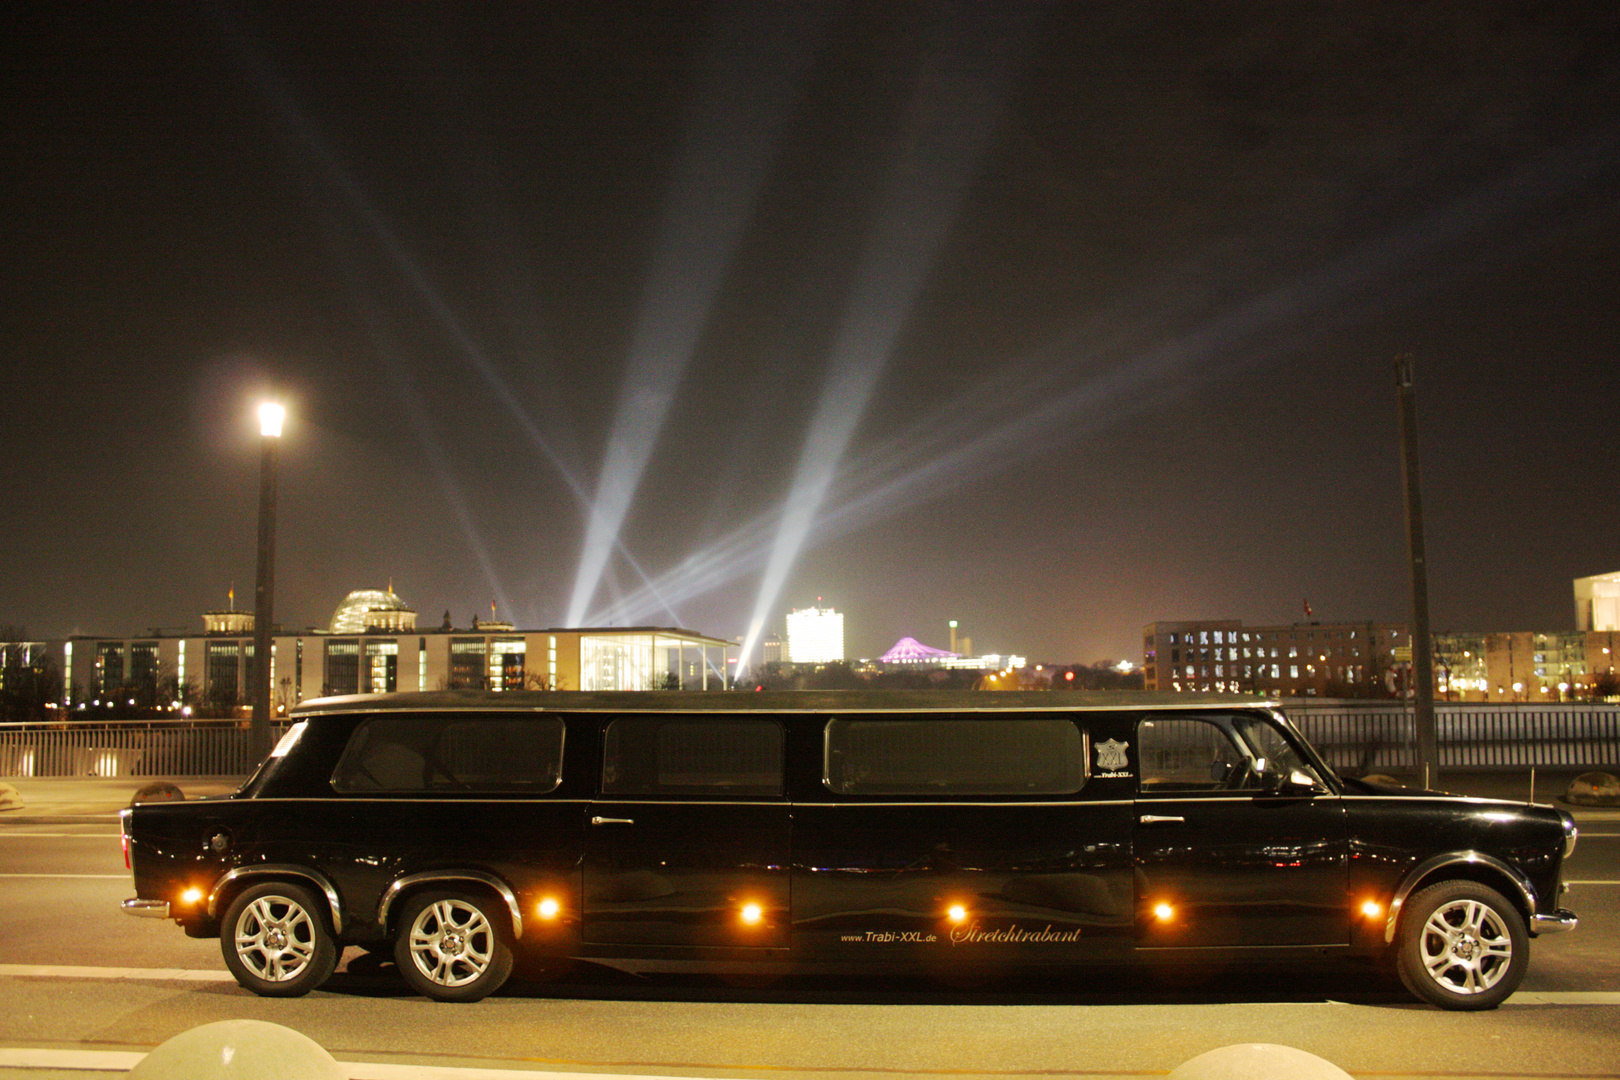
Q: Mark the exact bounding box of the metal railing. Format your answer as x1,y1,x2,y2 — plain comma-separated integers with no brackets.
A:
2,704,1616,779
1281,701,1620,772
0,720,292,778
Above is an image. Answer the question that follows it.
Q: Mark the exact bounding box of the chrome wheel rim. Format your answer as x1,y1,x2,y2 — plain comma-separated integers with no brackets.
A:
1418,898,1513,995
234,895,317,983
407,899,495,987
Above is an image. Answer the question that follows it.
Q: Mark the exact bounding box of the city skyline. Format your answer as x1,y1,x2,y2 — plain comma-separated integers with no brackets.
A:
4,4,1617,664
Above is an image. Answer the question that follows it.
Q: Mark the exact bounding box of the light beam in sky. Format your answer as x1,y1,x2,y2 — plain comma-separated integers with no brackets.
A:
588,119,1620,647
230,10,690,625
734,2,1039,671
564,1,831,627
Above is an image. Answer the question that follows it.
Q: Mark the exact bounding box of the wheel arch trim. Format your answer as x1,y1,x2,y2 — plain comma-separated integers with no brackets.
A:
207,865,344,935
1382,850,1535,944
377,871,523,941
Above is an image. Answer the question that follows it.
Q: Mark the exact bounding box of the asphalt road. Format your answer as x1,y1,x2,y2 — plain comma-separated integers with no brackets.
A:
0,813,1617,1079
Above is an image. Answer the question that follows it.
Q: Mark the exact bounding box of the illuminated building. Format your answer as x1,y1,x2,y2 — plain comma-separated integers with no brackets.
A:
1576,571,1620,632
1145,618,1618,701
786,606,844,664
876,636,1025,671
41,591,733,713
329,588,417,634
1142,619,1410,697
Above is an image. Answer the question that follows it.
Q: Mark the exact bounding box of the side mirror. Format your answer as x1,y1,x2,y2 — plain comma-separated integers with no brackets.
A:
1259,765,1321,797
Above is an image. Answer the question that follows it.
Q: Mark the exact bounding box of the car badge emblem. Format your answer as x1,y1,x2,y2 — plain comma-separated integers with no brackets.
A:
1096,739,1129,771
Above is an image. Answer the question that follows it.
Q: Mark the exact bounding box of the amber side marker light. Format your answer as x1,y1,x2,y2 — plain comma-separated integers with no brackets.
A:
739,902,764,926
179,888,204,906
946,904,968,924
1152,902,1175,923
1360,899,1385,920
537,897,561,921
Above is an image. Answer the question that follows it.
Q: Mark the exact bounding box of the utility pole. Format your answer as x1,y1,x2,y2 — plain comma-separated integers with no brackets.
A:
1395,357,1438,783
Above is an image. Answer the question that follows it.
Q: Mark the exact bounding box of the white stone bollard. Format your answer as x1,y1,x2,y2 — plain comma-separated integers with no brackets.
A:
127,1020,345,1080
1169,1043,1353,1080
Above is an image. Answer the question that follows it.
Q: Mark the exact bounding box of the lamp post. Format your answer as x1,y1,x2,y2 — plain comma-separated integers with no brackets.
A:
251,402,283,762
1395,356,1438,783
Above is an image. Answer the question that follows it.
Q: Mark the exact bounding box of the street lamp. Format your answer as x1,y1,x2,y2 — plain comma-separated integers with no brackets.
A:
251,402,284,762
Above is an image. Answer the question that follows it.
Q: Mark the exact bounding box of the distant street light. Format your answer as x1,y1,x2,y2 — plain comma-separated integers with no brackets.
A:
251,402,284,762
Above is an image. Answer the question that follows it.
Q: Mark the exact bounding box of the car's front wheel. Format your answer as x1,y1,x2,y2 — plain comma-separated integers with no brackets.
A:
1395,880,1527,1010
220,881,338,997
394,890,514,1002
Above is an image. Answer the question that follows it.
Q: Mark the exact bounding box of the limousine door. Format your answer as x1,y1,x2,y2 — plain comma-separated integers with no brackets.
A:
581,716,791,950
793,715,1136,965
1132,713,1347,948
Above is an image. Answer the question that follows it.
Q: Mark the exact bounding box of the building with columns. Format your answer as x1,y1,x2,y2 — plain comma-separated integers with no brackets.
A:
38,588,732,716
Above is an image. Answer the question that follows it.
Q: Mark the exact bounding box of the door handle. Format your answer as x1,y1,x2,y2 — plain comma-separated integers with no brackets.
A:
1138,814,1185,825
591,816,635,826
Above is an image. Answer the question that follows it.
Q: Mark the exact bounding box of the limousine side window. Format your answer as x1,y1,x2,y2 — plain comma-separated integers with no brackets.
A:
823,717,1087,796
331,715,564,793
1137,717,1254,792
601,717,784,797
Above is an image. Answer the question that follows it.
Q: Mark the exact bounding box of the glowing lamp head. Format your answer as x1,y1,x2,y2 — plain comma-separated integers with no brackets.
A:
947,904,968,924
1360,899,1384,920
739,902,763,926
259,402,285,438
537,897,561,920
1152,902,1175,923
180,887,204,906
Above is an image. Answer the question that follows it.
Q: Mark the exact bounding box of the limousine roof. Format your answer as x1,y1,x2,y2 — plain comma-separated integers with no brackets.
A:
289,689,1277,717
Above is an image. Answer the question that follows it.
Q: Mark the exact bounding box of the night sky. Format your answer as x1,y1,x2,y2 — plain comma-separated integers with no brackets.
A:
4,1,1617,665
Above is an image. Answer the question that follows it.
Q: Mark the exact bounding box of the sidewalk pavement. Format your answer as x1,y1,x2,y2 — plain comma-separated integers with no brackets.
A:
0,769,1613,825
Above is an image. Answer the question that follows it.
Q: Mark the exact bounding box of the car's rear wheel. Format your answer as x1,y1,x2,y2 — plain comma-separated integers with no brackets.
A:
1395,880,1527,1010
394,890,514,1002
220,881,338,997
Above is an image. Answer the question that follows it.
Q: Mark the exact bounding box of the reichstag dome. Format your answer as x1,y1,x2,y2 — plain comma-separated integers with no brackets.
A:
329,588,417,634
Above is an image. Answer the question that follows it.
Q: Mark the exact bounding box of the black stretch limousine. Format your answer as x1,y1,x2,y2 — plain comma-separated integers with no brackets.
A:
120,691,1578,1009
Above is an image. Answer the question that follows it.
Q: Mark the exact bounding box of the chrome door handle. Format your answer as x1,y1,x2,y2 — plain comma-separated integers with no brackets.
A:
591,816,635,826
1138,815,1185,824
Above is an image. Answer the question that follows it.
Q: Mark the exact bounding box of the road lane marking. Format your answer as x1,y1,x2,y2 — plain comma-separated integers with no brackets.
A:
0,964,233,982
1565,880,1620,885
0,872,129,879
0,832,121,838
6,965,1620,1008
0,1052,796,1080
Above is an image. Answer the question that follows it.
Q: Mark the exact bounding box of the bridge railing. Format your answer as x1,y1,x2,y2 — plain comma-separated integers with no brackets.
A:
1,704,1616,778
0,719,293,778
1281,701,1620,772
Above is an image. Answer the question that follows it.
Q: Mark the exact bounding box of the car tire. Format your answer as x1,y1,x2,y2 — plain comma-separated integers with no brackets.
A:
1394,880,1527,1010
393,890,514,1002
220,881,338,997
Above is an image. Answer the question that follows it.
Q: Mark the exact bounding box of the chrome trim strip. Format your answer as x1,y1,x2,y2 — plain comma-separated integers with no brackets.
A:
205,865,344,935
121,898,169,919
788,800,1136,808
294,697,1279,718
216,797,591,804
1383,850,1538,945
1533,910,1578,934
1131,794,1344,803
376,870,524,940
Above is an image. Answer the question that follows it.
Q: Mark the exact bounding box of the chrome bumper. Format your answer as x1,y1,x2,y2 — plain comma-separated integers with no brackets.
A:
121,897,169,920
1533,908,1578,935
